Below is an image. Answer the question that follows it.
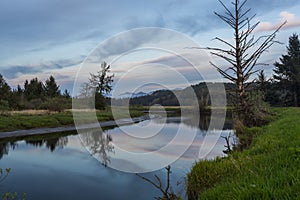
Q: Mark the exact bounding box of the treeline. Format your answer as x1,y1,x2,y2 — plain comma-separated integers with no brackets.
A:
127,80,298,108
0,75,71,112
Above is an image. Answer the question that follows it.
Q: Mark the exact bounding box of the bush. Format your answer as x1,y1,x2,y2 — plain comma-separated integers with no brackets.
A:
24,98,43,110
43,97,71,112
235,91,271,128
0,100,10,116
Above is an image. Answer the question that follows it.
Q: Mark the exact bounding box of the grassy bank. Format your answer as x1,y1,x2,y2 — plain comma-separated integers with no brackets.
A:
0,107,144,132
187,107,300,199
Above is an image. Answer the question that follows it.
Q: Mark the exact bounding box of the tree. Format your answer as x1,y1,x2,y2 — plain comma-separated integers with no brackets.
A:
273,33,300,107
44,75,60,98
89,62,114,95
24,77,45,101
0,74,11,113
0,74,11,101
204,0,285,125
88,62,114,110
62,89,71,99
255,70,269,100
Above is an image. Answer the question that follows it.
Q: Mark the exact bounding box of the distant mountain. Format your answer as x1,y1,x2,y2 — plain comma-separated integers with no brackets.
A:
173,87,182,91
118,91,149,98
127,82,237,107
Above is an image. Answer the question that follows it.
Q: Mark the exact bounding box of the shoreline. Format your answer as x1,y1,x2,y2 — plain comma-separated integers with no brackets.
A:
0,115,150,139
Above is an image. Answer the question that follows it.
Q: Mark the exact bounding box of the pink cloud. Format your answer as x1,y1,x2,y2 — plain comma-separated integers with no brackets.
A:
255,11,300,32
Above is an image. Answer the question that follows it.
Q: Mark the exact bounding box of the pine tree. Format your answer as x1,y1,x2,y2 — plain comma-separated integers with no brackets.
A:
0,74,11,101
0,74,11,112
274,34,300,107
62,89,71,98
89,62,114,110
24,77,45,101
44,75,60,98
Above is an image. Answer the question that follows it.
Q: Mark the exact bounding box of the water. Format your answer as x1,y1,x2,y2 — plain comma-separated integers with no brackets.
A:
0,116,233,200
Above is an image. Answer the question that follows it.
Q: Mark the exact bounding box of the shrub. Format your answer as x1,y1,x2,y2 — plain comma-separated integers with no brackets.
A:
43,97,71,112
0,100,10,116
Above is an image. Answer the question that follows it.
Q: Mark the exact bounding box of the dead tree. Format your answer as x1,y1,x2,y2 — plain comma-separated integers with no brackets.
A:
206,0,285,122
136,166,179,200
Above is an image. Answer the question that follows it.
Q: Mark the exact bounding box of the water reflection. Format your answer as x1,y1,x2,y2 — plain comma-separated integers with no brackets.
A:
0,142,17,159
26,137,68,152
79,129,114,167
0,114,234,200
160,113,232,132
0,113,233,163
0,133,75,160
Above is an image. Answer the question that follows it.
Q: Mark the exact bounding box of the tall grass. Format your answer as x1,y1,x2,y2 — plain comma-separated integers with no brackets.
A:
187,107,300,199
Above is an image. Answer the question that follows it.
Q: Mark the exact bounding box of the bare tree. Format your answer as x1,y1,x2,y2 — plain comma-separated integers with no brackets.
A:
136,166,180,200
206,0,285,121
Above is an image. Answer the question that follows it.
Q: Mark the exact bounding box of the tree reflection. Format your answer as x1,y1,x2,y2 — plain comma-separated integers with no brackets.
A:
79,129,114,167
25,136,68,152
0,142,17,160
0,133,71,160
181,112,233,131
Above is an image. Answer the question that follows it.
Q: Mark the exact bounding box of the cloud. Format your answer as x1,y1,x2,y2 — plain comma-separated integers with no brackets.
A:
87,28,183,63
169,0,299,36
1,58,82,80
247,0,299,12
256,11,300,32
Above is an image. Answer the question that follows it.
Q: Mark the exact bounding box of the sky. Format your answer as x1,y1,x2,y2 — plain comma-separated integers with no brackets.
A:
1,0,300,96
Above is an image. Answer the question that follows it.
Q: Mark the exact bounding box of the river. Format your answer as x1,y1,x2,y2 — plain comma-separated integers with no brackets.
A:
0,115,233,200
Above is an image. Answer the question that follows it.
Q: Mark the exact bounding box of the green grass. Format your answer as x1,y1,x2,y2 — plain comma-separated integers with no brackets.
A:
0,107,145,132
187,107,300,200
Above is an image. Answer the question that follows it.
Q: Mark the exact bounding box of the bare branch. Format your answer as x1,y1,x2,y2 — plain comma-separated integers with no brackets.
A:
213,37,236,49
210,62,237,82
217,0,235,19
136,173,165,194
211,52,237,66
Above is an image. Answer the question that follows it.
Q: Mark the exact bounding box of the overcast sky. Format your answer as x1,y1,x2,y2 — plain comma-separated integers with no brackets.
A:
1,0,300,95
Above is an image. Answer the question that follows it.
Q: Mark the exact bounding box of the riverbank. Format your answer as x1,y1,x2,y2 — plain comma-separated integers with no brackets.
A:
0,115,150,139
0,108,145,132
187,107,300,199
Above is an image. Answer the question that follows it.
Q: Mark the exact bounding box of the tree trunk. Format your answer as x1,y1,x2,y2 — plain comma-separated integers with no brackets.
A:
238,81,247,110
235,0,247,113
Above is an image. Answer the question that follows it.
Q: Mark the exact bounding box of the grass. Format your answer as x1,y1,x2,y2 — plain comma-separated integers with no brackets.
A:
0,107,145,132
187,107,300,200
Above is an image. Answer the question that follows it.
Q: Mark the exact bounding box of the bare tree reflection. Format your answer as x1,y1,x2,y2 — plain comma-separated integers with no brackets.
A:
79,129,114,167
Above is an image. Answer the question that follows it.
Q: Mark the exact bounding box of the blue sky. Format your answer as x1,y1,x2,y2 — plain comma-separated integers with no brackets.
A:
1,0,300,95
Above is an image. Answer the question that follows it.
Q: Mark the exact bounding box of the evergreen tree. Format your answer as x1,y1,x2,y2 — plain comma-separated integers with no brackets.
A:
255,70,269,101
0,74,11,101
24,77,45,101
62,89,71,98
274,34,300,107
9,84,25,110
0,74,11,112
44,75,60,98
89,62,114,110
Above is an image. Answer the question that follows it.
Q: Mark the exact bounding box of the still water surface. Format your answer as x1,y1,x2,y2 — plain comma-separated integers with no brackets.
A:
0,116,233,200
